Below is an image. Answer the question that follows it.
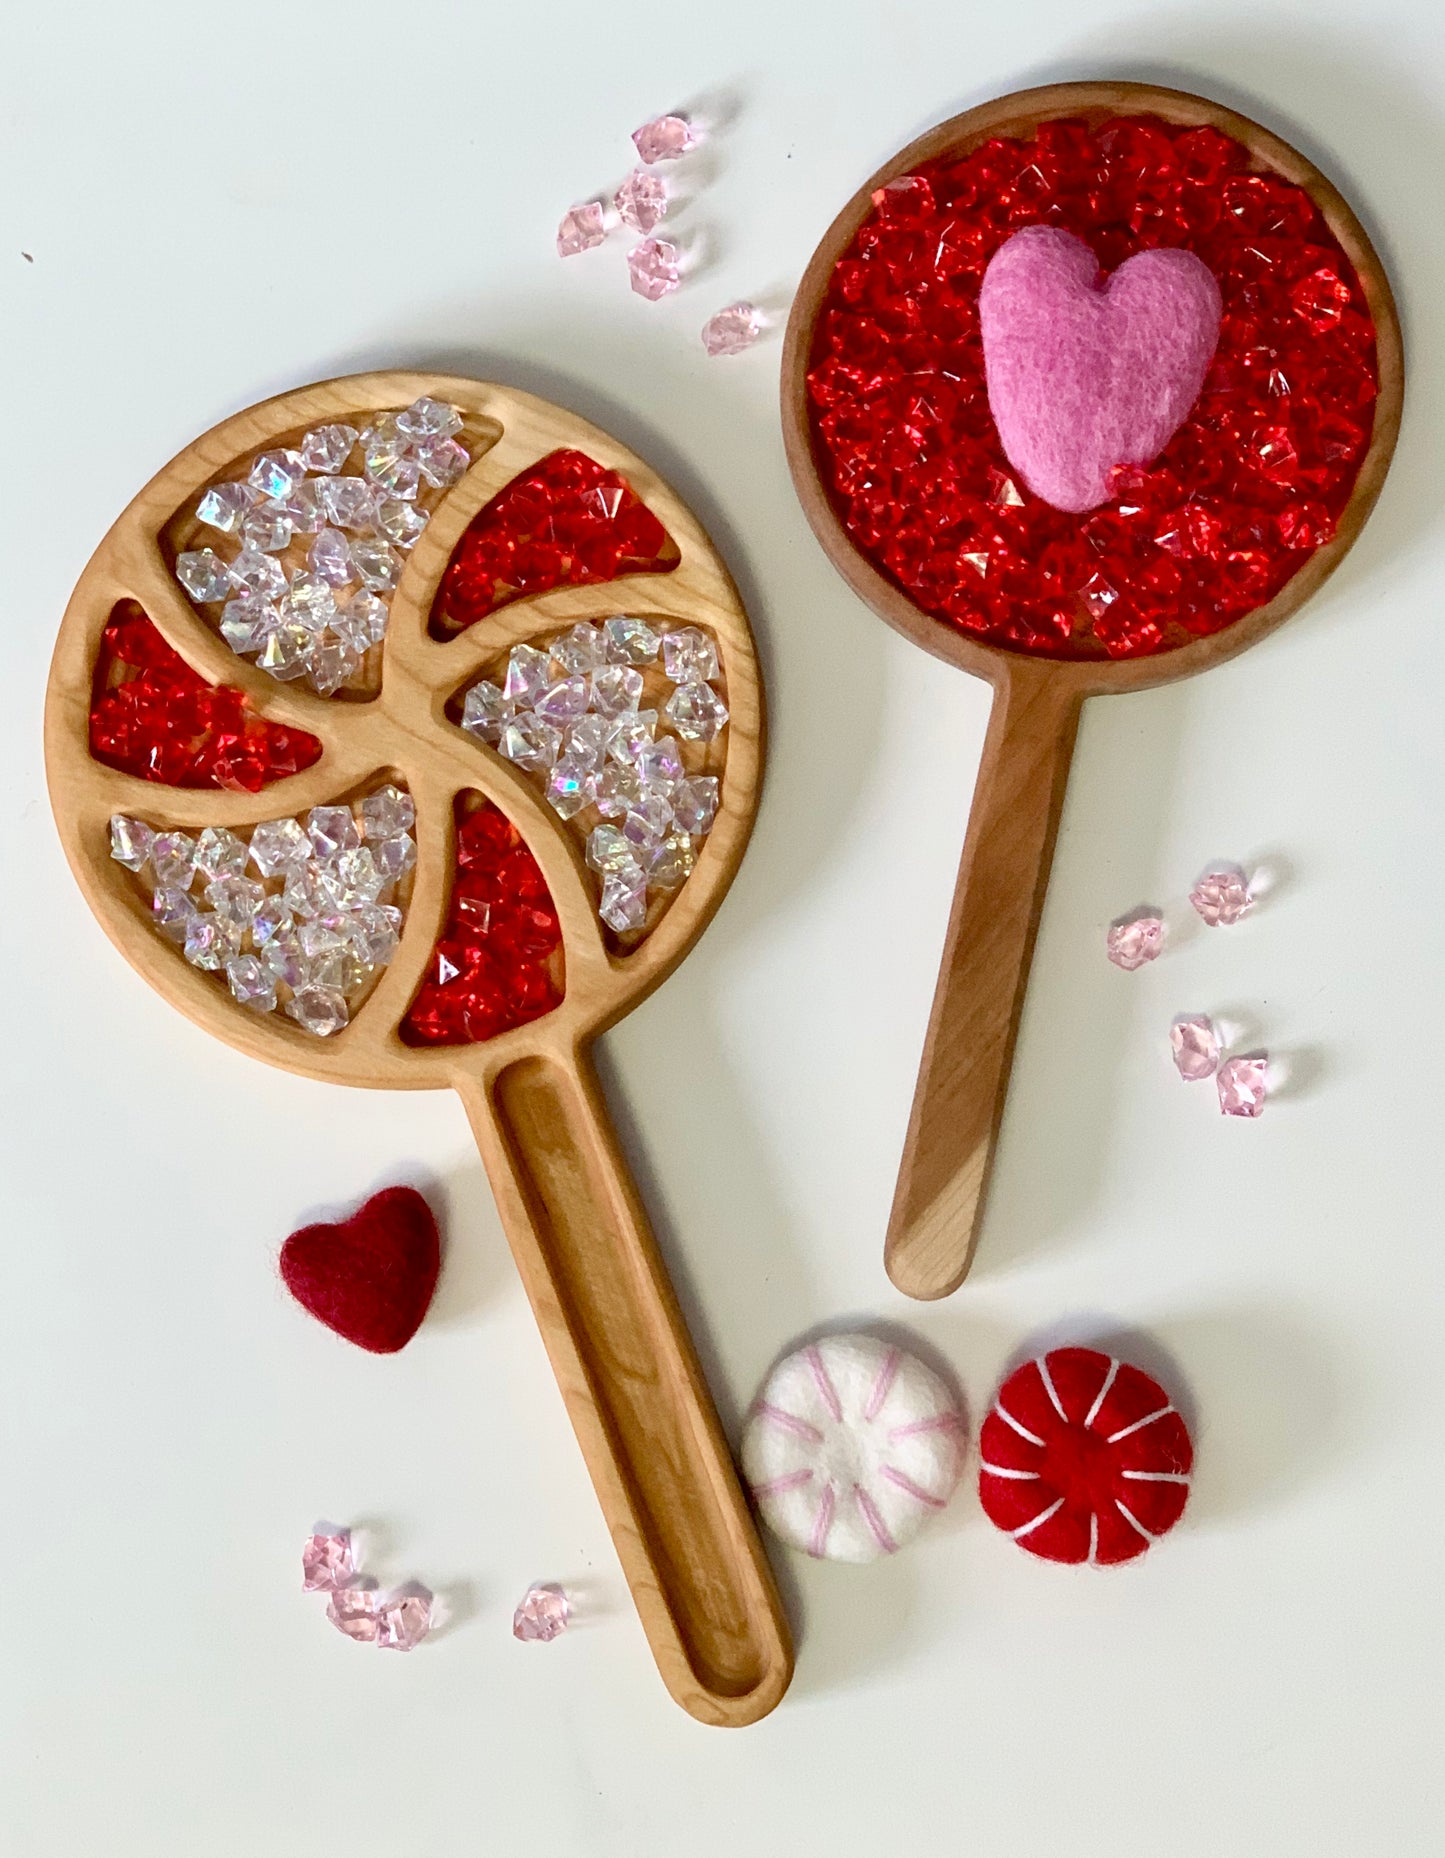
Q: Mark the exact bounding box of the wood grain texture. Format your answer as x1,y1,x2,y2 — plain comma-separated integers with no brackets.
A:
45,371,791,1726
781,82,1404,1299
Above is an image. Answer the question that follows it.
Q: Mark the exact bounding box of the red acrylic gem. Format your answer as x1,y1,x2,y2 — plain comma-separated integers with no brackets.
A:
401,800,563,1046
88,602,322,790
808,114,1379,660
430,450,679,637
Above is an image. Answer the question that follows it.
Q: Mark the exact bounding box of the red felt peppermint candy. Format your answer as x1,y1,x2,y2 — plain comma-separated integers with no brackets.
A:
979,1346,1192,1564
280,1187,440,1355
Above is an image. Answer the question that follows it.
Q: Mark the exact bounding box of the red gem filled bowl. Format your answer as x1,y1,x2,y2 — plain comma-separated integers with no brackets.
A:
807,114,1379,659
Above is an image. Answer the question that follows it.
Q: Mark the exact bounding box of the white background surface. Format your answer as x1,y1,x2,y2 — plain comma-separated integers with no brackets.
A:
3,2,1443,1852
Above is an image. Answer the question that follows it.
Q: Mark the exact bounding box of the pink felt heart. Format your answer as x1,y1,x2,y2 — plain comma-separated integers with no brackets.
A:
979,227,1222,514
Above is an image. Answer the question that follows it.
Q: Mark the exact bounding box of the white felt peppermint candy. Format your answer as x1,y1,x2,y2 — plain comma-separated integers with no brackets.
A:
741,1333,965,1562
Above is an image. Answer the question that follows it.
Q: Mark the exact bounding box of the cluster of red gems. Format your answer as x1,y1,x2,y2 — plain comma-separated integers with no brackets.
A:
430,449,678,637
89,603,322,790
809,116,1379,659
402,801,563,1045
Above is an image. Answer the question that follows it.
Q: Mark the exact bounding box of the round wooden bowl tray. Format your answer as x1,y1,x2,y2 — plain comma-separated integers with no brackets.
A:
782,82,1403,1300
45,370,792,1726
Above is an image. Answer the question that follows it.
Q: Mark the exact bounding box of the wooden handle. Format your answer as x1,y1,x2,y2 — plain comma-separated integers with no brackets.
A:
885,663,1083,1300
456,1048,793,1726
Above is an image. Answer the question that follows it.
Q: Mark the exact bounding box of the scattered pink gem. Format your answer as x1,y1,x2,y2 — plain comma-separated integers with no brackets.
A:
556,202,606,258
701,302,763,357
627,238,681,301
302,1525,355,1592
614,167,667,234
1217,1054,1269,1117
377,1588,433,1652
326,1586,383,1643
1106,908,1163,970
1170,1014,1221,1081
513,1582,571,1642
1190,863,1253,927
631,114,697,164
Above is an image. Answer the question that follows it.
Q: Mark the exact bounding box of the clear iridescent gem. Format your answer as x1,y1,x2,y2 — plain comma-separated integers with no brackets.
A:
195,481,254,533
372,834,416,887
248,817,312,878
151,888,200,942
600,866,649,932
185,911,243,970
595,763,642,817
300,425,359,474
306,805,361,859
592,665,644,717
603,615,660,666
226,954,278,1012
248,449,306,501
535,676,591,725
239,506,293,553
271,480,325,535
281,571,338,631
260,926,305,988
250,895,293,944
499,714,562,772
256,624,315,681
316,476,377,533
109,815,152,871
349,537,401,591
230,548,288,598
503,644,553,707
150,830,197,891
220,592,276,653
647,833,695,889
375,497,429,549
309,528,354,587
665,679,728,741
194,826,250,882
308,640,362,696
635,735,683,793
286,985,349,1037
661,626,719,682
175,548,236,603
607,711,656,766
587,825,636,873
414,435,468,489
336,590,388,649
361,785,415,840
203,875,265,927
397,397,462,441
672,775,719,835
550,623,605,674
568,713,617,768
461,680,510,743
545,754,595,818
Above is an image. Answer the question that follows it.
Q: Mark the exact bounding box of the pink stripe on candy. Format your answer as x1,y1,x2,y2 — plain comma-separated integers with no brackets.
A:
805,1346,844,1422
810,1482,837,1558
853,1484,898,1555
755,1401,823,1443
750,1469,816,1500
863,1348,901,1422
880,1465,946,1511
889,1413,963,1443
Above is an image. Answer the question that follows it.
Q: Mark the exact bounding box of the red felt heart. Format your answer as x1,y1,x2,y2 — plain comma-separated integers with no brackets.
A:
280,1187,440,1354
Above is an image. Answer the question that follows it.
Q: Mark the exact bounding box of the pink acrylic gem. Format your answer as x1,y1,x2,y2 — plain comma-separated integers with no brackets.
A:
326,1586,383,1643
614,167,667,234
513,1582,570,1642
302,1524,355,1592
1106,908,1163,970
1218,1054,1269,1117
1190,863,1253,926
627,238,681,302
702,302,763,357
1170,1014,1221,1080
631,114,697,164
377,1588,433,1652
557,202,606,258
